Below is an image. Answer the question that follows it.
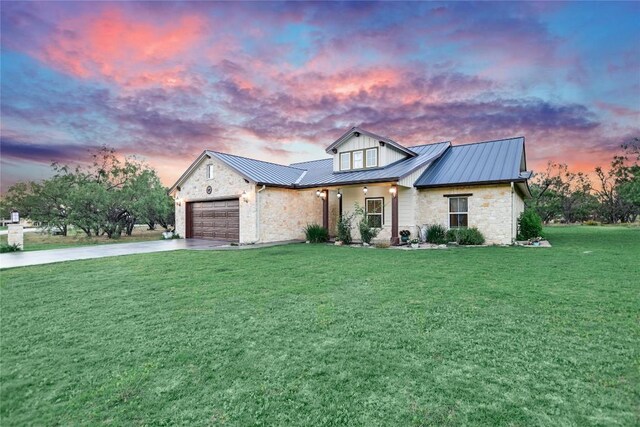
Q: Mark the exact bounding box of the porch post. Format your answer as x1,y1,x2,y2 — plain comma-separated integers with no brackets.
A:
390,191,399,245
322,190,329,230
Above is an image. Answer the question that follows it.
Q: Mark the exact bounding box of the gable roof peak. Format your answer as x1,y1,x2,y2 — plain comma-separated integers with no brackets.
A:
325,126,417,157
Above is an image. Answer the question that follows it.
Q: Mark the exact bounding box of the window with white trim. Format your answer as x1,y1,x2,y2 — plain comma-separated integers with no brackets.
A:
449,197,468,228
366,198,384,228
352,150,363,169
340,152,351,170
365,148,378,167
207,164,214,179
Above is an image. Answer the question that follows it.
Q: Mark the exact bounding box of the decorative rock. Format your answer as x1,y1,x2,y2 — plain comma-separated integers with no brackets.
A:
362,242,370,247
334,241,343,246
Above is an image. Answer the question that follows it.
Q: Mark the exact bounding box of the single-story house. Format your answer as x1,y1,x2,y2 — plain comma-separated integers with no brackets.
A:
169,127,532,245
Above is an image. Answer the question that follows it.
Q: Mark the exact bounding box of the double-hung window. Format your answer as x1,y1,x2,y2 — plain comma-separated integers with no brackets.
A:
207,164,214,179
365,148,378,168
449,197,468,228
366,198,384,228
352,151,363,169
340,152,351,170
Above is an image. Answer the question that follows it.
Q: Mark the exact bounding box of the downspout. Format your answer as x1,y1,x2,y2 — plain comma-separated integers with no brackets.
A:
511,182,515,243
256,185,266,243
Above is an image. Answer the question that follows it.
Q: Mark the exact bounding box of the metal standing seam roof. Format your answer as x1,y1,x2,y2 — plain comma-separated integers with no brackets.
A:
207,151,306,186
171,135,530,192
414,137,527,188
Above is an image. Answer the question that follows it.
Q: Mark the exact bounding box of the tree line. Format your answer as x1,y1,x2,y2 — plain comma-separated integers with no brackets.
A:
0,147,174,238
528,138,639,224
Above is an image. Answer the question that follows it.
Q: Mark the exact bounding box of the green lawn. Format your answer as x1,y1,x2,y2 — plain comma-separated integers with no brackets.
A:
0,227,164,251
1,227,638,426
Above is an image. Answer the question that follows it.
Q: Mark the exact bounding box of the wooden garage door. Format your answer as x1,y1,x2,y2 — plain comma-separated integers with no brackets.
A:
188,200,239,241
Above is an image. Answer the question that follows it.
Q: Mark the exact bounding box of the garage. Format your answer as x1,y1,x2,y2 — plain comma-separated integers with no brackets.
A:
186,199,240,241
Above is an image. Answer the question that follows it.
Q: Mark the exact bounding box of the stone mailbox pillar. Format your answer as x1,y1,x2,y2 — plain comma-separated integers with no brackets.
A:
7,224,24,250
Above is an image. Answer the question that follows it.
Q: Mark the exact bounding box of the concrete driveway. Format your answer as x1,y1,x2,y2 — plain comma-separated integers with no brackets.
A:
0,239,229,269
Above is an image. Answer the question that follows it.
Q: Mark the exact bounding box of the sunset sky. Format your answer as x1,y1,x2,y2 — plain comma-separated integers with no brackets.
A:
1,1,639,191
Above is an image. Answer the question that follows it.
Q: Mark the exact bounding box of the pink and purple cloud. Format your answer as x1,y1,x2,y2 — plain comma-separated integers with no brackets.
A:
1,1,639,191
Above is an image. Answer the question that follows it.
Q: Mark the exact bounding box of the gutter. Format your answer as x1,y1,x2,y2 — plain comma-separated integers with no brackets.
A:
415,178,528,189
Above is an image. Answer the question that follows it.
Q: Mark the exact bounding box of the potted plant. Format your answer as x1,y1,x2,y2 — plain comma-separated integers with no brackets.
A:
399,229,411,243
410,238,419,249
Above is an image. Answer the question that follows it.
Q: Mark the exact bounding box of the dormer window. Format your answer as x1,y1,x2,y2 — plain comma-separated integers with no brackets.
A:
366,148,378,168
353,151,363,169
339,148,379,171
340,152,351,170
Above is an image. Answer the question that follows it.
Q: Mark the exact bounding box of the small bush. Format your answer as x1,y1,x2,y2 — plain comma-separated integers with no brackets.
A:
374,242,390,249
336,212,355,245
517,209,543,240
358,219,380,244
0,243,22,253
304,223,329,243
584,220,600,226
446,227,485,245
425,224,447,244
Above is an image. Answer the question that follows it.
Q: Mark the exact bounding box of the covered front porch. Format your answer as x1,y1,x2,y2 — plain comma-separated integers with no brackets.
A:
313,182,403,245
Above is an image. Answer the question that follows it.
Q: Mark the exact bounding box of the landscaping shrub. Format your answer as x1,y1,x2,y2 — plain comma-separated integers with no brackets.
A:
446,227,485,245
304,223,329,243
358,220,380,244
425,224,447,244
517,209,543,240
0,243,22,253
584,220,600,226
336,212,354,245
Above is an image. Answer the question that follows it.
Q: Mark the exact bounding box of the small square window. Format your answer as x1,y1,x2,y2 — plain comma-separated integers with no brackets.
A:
207,164,214,179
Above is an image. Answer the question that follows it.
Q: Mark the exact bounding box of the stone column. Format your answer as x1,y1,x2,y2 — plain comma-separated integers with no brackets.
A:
7,224,24,250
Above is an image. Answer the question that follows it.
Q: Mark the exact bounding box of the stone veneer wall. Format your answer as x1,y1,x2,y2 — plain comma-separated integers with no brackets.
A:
257,187,323,242
174,157,256,243
416,184,524,245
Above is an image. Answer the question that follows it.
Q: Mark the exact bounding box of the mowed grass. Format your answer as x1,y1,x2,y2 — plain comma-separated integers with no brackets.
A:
1,227,638,426
0,227,164,251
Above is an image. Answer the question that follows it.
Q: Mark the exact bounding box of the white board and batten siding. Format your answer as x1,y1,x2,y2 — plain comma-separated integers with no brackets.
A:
332,134,409,171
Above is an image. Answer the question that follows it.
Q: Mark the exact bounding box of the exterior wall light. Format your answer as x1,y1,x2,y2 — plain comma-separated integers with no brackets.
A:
363,186,368,195
316,190,321,198
175,198,182,207
389,186,397,197
241,190,249,203
337,191,342,198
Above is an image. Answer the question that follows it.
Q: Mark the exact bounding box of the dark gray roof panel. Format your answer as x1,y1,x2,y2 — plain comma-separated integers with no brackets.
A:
414,137,526,187
208,151,305,186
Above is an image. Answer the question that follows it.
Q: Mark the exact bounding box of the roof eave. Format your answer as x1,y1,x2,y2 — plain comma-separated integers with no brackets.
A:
169,150,211,194
325,127,417,157
415,178,529,189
